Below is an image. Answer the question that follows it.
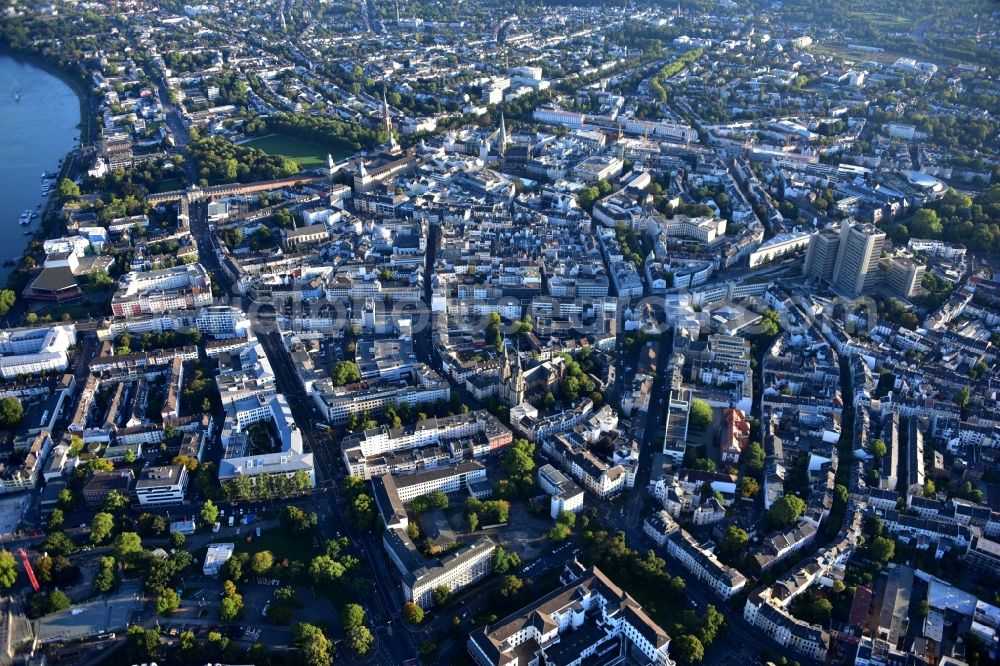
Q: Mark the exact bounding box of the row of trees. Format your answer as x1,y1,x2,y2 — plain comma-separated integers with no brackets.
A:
188,135,299,185
742,441,766,494
140,625,279,665
340,603,374,657
649,49,704,102
217,536,359,593
221,470,312,501
343,476,378,531
115,330,202,355
263,112,387,155
347,395,469,434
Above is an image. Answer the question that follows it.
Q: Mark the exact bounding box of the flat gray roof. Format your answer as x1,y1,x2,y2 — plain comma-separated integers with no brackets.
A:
33,585,143,644
394,460,485,489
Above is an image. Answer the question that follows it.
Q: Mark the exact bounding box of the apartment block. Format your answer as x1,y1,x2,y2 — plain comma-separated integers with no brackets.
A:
468,565,675,666
134,464,188,506
405,537,496,609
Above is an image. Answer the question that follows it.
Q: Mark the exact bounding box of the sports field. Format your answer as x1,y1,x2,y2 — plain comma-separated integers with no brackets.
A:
243,134,352,169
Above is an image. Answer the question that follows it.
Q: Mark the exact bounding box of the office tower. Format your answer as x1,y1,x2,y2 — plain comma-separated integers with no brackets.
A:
879,255,926,298
803,228,841,282
832,223,886,296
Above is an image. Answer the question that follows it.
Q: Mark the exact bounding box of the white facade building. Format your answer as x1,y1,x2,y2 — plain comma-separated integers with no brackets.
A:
665,528,747,599
134,464,189,506
203,543,235,575
538,464,585,519
468,565,675,666
0,325,77,379
0,431,52,493
393,461,488,503
218,393,316,488
404,537,496,609
43,236,91,257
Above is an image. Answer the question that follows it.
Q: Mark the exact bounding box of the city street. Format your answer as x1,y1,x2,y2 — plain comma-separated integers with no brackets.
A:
178,147,419,663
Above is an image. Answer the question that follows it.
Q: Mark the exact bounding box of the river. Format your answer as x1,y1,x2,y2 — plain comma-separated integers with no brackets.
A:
0,54,81,277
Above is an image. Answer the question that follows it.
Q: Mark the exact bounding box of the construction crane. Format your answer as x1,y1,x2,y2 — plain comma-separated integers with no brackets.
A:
18,548,39,592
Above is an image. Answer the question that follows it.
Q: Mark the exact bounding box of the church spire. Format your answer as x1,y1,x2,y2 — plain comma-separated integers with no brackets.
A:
383,87,399,152
499,338,524,406
498,112,508,156
511,338,525,405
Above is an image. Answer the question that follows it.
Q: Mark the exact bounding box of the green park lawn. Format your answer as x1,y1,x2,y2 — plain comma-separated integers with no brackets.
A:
234,528,318,564
244,134,352,169
151,177,185,193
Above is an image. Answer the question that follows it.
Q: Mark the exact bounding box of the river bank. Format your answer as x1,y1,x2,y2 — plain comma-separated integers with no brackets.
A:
0,45,95,144
0,54,83,292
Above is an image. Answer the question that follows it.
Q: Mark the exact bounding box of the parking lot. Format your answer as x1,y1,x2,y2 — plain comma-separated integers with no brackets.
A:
518,542,579,578
0,494,30,537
